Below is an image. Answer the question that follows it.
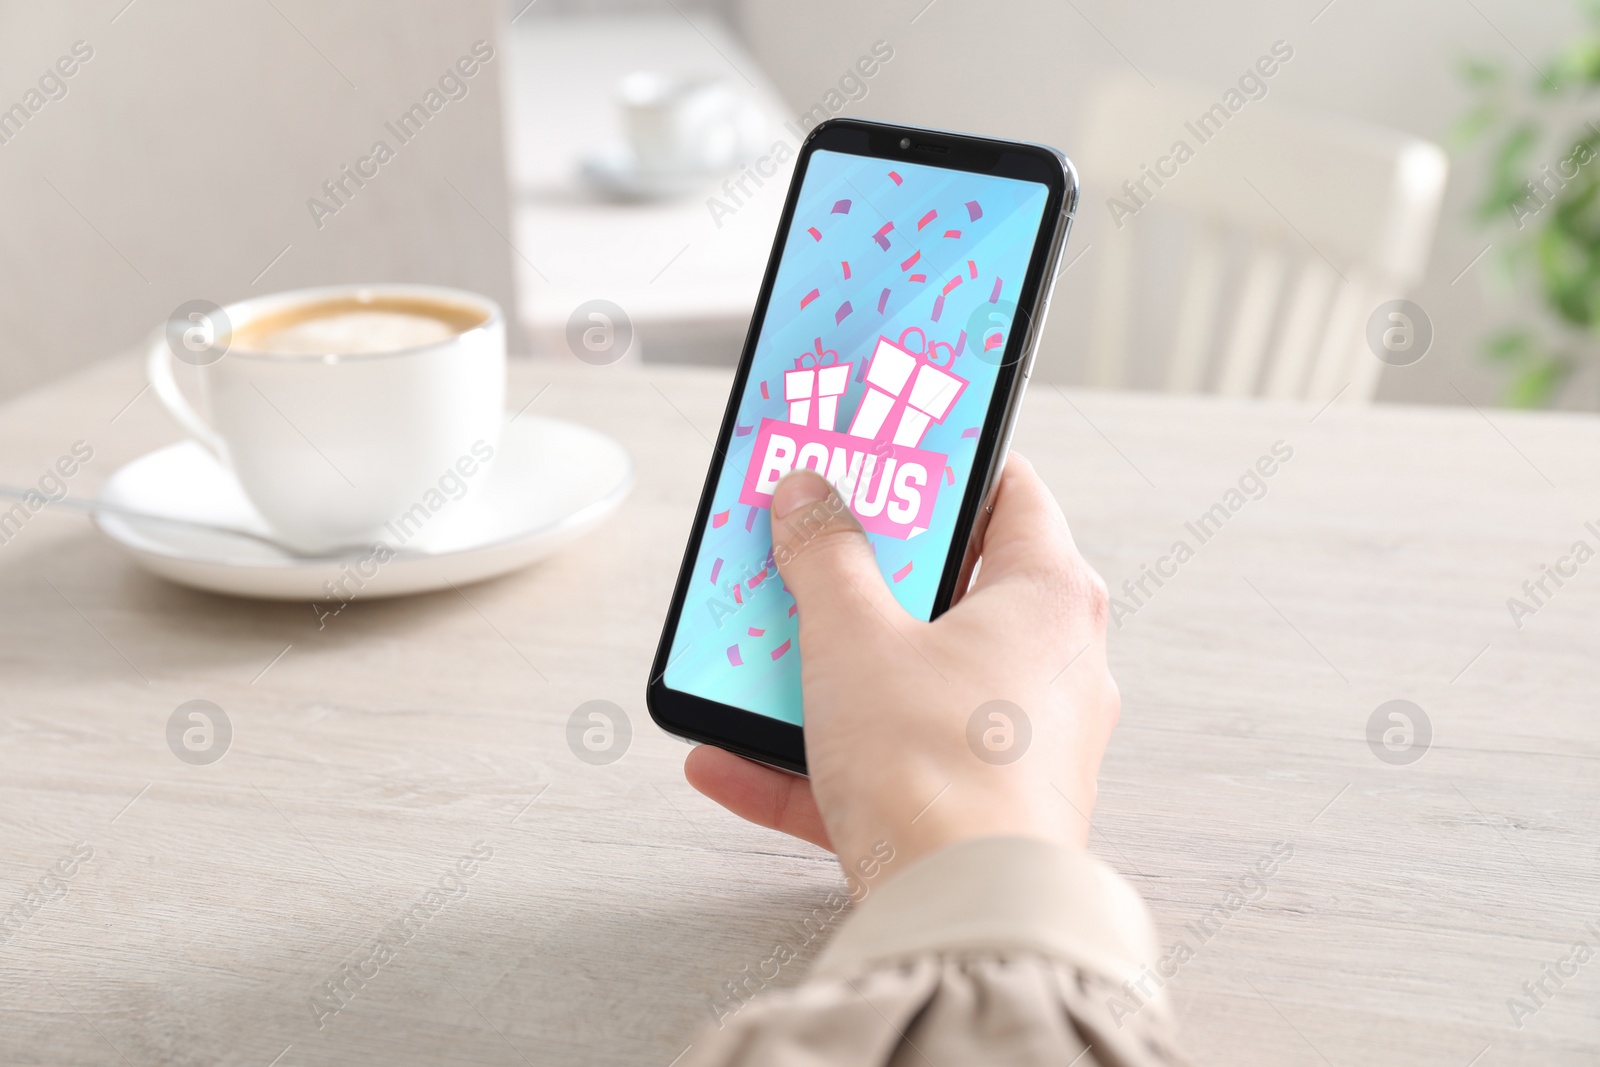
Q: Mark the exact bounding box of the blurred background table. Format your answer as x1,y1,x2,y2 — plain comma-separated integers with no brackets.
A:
502,13,796,365
1,352,1596,1066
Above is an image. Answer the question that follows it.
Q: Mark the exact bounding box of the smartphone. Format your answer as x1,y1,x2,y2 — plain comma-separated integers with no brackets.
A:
647,118,1077,774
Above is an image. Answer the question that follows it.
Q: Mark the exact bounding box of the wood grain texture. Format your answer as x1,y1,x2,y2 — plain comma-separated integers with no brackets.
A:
1,354,1596,1066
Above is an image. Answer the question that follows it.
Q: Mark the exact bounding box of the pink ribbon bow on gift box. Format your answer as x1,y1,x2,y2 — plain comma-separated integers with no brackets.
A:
784,337,855,430
846,326,969,448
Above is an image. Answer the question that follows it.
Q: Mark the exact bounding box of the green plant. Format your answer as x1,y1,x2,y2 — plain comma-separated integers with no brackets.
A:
1458,6,1600,407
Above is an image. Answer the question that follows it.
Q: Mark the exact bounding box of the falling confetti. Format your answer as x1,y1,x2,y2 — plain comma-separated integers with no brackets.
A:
909,273,926,283
732,584,743,605
989,277,1003,303
807,226,822,241
892,560,914,583
748,626,766,637
873,222,895,250
961,426,980,438
788,603,798,617
888,171,903,185
727,645,744,666
931,296,945,322
944,465,955,485
771,639,792,660
900,250,921,271
710,557,724,584
916,209,938,231
984,332,1003,351
943,229,962,239
835,301,853,324
942,276,963,295
966,200,983,220
968,260,978,278
712,509,730,528
800,288,820,310
832,199,852,214
748,565,768,588
745,505,759,531
877,287,891,314
841,260,851,280
735,423,753,436
760,380,770,399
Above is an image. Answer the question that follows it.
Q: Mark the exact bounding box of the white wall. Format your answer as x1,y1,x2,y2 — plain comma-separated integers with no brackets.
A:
735,0,1587,408
0,0,517,402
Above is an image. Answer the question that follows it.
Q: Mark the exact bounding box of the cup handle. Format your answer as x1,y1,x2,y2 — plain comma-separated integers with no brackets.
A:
146,333,226,461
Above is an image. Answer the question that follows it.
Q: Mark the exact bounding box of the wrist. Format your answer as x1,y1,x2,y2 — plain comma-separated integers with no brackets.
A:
831,775,1087,884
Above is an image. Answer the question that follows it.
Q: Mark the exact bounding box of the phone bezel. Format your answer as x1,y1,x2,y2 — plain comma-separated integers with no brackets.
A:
646,117,1077,775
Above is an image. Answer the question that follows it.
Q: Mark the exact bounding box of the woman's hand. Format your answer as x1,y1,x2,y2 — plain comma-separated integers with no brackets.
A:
683,454,1119,878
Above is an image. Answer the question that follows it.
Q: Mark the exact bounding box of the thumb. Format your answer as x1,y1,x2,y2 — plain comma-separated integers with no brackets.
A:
770,469,900,628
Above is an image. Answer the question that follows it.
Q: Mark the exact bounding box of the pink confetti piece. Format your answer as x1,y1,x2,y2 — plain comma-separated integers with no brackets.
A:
931,295,944,322
788,602,798,617
916,209,938,231
877,288,891,314
944,465,955,485
807,226,822,241
735,423,753,436
961,426,980,438
712,509,730,528
984,331,1004,351
832,199,852,214
909,273,926,283
841,260,851,280
727,644,744,666
968,260,978,278
748,566,768,588
873,222,895,250
732,583,743,605
800,288,819,310
942,275,963,296
760,380,770,399
771,639,792,660
989,277,1003,303
900,250,921,271
888,171,903,185
710,557,724,584
745,505,759,532
855,359,868,383
892,560,914,583
747,626,765,637
835,301,853,324
943,229,961,238
966,200,983,221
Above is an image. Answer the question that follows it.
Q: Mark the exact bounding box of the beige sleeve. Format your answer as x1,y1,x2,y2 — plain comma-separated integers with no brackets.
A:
682,836,1192,1067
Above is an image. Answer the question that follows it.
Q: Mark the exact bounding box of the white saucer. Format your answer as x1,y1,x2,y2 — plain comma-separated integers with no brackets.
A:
578,144,727,201
94,415,633,600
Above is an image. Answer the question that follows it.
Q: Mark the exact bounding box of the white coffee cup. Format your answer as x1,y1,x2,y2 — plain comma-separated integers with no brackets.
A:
616,71,756,173
147,284,506,554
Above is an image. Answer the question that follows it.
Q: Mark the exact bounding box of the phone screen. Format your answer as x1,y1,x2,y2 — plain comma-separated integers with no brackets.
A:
664,148,1051,725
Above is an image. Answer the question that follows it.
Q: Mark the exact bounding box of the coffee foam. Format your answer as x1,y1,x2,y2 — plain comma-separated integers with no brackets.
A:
232,296,487,356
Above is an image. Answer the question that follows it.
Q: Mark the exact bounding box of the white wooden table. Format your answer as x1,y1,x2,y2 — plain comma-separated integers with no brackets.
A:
1,354,1597,1066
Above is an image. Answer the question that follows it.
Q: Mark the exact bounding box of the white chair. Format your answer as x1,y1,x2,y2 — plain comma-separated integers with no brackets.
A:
1077,74,1448,403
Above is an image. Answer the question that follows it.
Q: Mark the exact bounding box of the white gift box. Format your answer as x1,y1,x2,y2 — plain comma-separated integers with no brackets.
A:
846,337,917,441
784,363,852,431
846,334,966,448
